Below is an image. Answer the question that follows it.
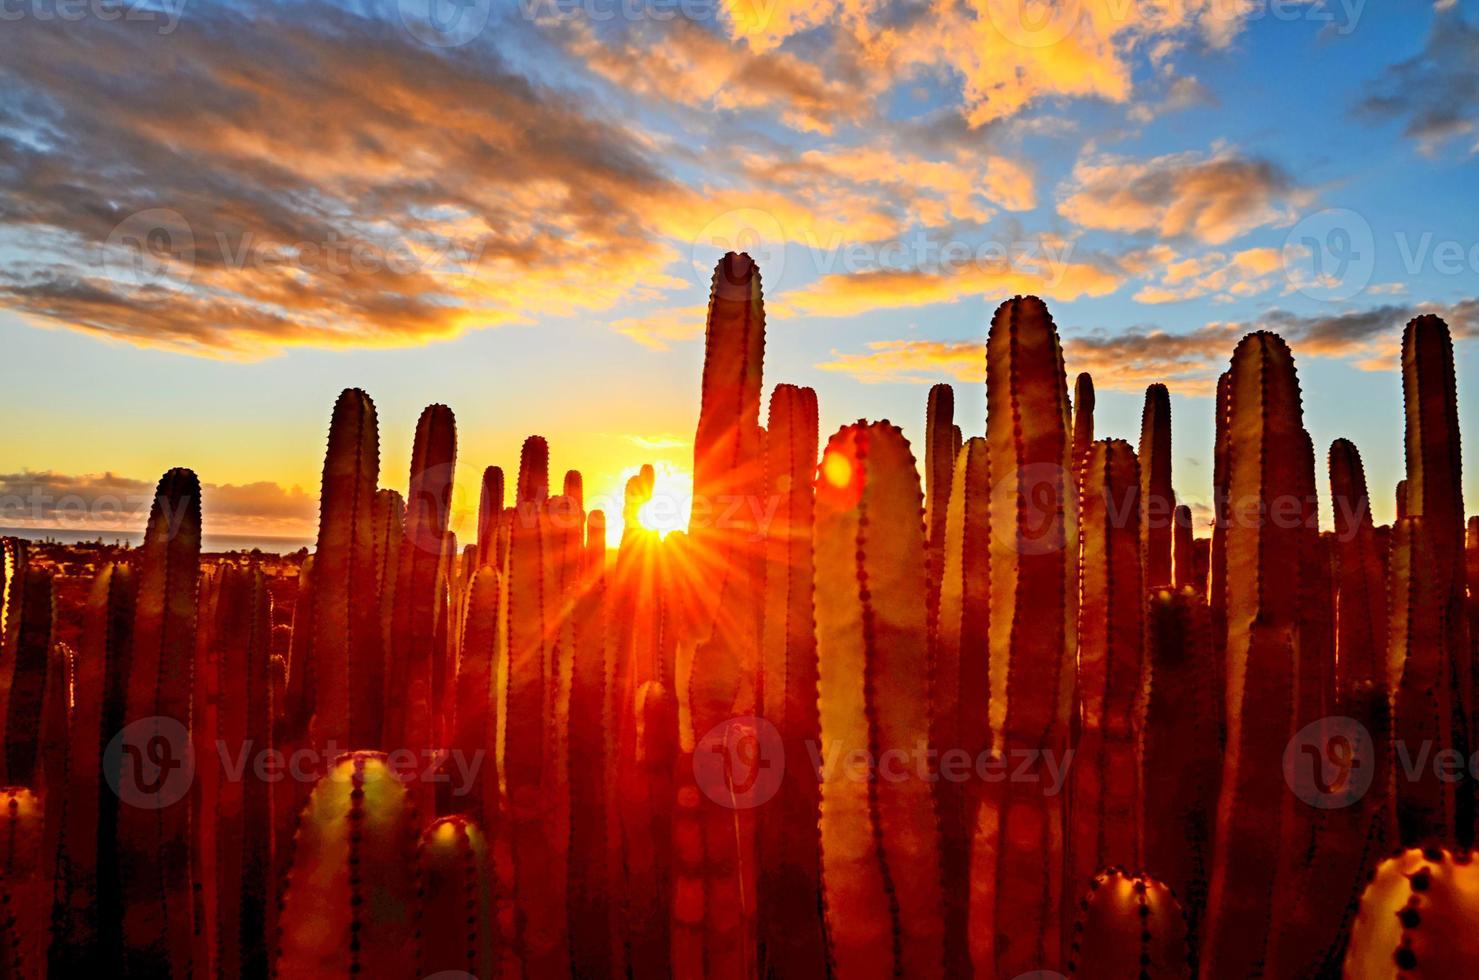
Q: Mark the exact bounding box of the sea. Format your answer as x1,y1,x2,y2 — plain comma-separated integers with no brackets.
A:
0,526,313,555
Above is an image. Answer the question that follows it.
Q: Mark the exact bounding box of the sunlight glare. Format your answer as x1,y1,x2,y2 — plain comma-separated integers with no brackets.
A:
635,462,693,538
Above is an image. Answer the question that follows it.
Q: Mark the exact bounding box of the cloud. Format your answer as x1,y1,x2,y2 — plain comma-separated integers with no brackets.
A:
0,470,316,536
1131,245,1287,304
1359,12,1479,155
0,7,695,356
817,298,1479,394
1058,147,1306,244
719,0,1276,126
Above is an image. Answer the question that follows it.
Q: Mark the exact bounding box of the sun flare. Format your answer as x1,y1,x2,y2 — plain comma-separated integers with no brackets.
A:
632,461,693,539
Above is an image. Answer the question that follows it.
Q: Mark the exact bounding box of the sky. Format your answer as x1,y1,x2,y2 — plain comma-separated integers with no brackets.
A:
0,0,1476,546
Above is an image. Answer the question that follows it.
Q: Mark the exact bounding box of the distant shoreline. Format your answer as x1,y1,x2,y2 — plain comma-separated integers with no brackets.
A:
0,526,314,555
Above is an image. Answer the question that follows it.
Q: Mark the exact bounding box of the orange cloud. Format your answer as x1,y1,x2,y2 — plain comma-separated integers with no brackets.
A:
1059,148,1306,244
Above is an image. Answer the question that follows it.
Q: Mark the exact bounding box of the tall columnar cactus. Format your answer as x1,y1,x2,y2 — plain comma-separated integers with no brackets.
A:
118,468,201,979
924,382,956,640
212,565,273,979
977,295,1077,977
757,383,825,979
1067,869,1193,979
1201,332,1305,979
312,388,382,750
416,815,494,980
1330,439,1388,692
477,465,504,569
932,435,988,978
1209,369,1232,686
372,488,404,663
568,508,614,980
1401,314,1470,841
0,564,52,787
517,434,550,508
563,469,584,512
1139,382,1175,589
0,787,46,979
617,680,676,979
1388,517,1453,845
1295,428,1334,733
1172,504,1195,590
447,565,498,820
388,404,456,761
1140,588,1220,948
1070,439,1145,902
274,752,418,976
502,490,567,975
815,420,945,979
1072,371,1095,475
1343,847,1479,977
54,563,135,974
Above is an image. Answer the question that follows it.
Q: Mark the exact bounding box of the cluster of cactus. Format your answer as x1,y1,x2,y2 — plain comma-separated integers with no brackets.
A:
0,252,1473,978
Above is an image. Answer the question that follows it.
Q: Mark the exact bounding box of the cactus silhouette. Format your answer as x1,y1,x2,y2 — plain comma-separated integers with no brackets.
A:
977,295,1077,977
1139,383,1175,589
815,421,946,980
416,815,494,980
1344,848,1479,977
1068,869,1193,979
274,752,418,976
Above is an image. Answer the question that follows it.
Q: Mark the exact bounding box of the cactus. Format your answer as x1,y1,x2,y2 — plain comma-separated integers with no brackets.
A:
1201,333,1304,978
1330,439,1388,692
617,680,676,979
117,468,201,978
1140,588,1219,949
924,382,955,641
415,815,494,980
1172,504,1195,590
1208,369,1232,721
0,787,47,979
446,565,498,821
757,383,825,979
477,466,504,569
976,295,1077,977
1343,847,1479,977
388,404,456,763
815,420,945,979
1140,382,1175,589
372,488,404,665
1389,517,1453,845
274,752,418,976
212,565,273,978
53,564,135,973
1070,439,1145,902
1072,371,1095,474
1401,314,1471,843
563,469,584,512
932,435,988,978
311,388,382,750
0,563,52,787
1067,869,1192,979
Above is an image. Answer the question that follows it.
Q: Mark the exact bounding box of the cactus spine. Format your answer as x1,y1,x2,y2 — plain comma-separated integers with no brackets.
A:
416,815,494,979
815,421,945,979
1070,439,1145,899
1344,847,1479,977
274,752,418,976
977,295,1077,976
1068,869,1193,979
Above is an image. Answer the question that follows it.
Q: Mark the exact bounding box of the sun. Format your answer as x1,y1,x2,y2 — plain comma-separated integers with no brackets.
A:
635,462,693,538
